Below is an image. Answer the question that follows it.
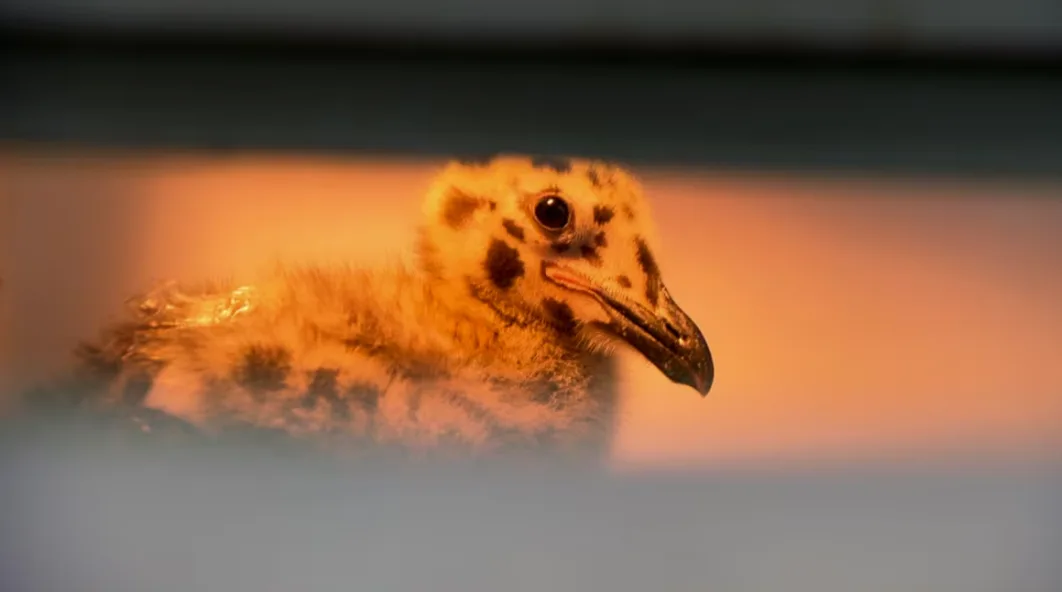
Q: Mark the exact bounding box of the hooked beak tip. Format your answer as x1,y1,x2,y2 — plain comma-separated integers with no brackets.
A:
682,357,714,397
694,374,713,397
671,317,714,397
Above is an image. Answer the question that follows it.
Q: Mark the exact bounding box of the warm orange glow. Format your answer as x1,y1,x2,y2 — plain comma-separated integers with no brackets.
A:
0,161,12,413
136,282,258,329
4,149,1062,469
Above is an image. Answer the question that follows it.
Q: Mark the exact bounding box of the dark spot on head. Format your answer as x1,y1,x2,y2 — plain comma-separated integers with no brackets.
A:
596,165,619,189
593,205,615,225
501,218,525,242
442,189,483,229
580,244,602,267
586,167,601,187
622,204,636,220
616,275,632,288
635,237,662,307
484,239,525,289
551,240,571,254
531,156,572,174
235,344,292,395
488,200,497,211
541,298,577,335
635,237,659,276
457,154,497,167
594,231,607,247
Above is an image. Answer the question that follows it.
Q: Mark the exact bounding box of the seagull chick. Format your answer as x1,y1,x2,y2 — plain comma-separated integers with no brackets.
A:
71,155,713,462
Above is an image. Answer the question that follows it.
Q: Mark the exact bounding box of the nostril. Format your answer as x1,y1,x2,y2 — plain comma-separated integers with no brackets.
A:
664,320,681,340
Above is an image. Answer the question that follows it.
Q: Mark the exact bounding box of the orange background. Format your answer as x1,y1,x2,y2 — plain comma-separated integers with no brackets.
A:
3,150,1061,470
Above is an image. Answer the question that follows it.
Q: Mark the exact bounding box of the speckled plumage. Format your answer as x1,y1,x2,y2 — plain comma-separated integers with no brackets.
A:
63,155,713,463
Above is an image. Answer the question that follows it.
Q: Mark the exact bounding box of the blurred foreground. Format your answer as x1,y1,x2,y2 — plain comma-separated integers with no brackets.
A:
2,415,1061,592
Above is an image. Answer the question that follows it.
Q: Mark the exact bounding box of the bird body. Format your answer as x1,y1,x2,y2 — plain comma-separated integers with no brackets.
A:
66,155,713,463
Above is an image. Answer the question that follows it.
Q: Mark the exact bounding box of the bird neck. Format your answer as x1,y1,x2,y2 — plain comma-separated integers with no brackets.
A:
411,272,587,378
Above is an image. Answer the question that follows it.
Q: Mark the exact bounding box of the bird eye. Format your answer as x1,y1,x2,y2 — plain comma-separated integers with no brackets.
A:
534,195,571,231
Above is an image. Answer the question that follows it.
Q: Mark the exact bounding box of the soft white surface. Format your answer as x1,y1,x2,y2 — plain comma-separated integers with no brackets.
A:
3,436,1061,592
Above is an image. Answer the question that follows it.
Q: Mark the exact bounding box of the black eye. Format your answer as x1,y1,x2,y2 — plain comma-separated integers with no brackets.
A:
534,195,571,231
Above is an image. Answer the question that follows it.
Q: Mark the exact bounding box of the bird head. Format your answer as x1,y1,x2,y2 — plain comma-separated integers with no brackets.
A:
417,155,713,396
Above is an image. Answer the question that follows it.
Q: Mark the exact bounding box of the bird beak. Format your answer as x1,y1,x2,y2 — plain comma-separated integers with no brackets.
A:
542,262,714,396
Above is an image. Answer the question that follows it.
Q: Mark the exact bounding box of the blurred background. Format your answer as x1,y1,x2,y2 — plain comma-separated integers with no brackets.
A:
1,0,1062,53
2,2,1062,592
